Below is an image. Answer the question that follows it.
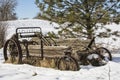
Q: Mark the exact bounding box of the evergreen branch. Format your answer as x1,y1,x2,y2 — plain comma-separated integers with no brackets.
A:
96,1,118,21
76,20,87,28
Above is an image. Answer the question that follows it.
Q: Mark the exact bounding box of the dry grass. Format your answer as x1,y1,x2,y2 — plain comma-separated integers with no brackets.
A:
22,56,58,68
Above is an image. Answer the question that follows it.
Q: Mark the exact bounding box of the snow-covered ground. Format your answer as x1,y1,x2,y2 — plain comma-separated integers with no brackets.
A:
5,19,59,40
95,23,120,50
0,19,120,80
0,48,120,80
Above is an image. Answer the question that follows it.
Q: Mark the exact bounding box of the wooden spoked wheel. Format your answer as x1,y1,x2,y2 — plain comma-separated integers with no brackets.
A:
3,39,22,64
96,47,112,61
57,56,80,71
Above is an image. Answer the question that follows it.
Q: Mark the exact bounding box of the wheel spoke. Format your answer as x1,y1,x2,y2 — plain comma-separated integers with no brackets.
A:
96,47,112,61
57,56,79,71
3,39,22,64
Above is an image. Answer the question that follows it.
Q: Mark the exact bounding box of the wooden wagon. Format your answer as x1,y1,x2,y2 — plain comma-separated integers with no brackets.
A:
3,27,112,71
3,27,80,71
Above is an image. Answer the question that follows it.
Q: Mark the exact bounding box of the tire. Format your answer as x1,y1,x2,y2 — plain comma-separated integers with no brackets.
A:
3,39,22,64
96,47,112,61
57,56,80,71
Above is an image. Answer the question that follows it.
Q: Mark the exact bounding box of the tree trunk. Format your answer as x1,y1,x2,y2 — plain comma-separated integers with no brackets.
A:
87,32,93,39
86,25,93,39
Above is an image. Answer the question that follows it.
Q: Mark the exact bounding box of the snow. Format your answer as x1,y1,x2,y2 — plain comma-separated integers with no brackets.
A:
4,19,59,40
87,54,99,60
0,19,120,80
94,23,120,50
0,48,120,80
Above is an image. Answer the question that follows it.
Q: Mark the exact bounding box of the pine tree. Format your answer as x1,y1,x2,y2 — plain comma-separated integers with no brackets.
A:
35,0,120,39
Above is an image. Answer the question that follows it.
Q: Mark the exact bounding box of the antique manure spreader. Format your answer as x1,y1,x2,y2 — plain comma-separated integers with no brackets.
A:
3,27,112,71
3,27,80,71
